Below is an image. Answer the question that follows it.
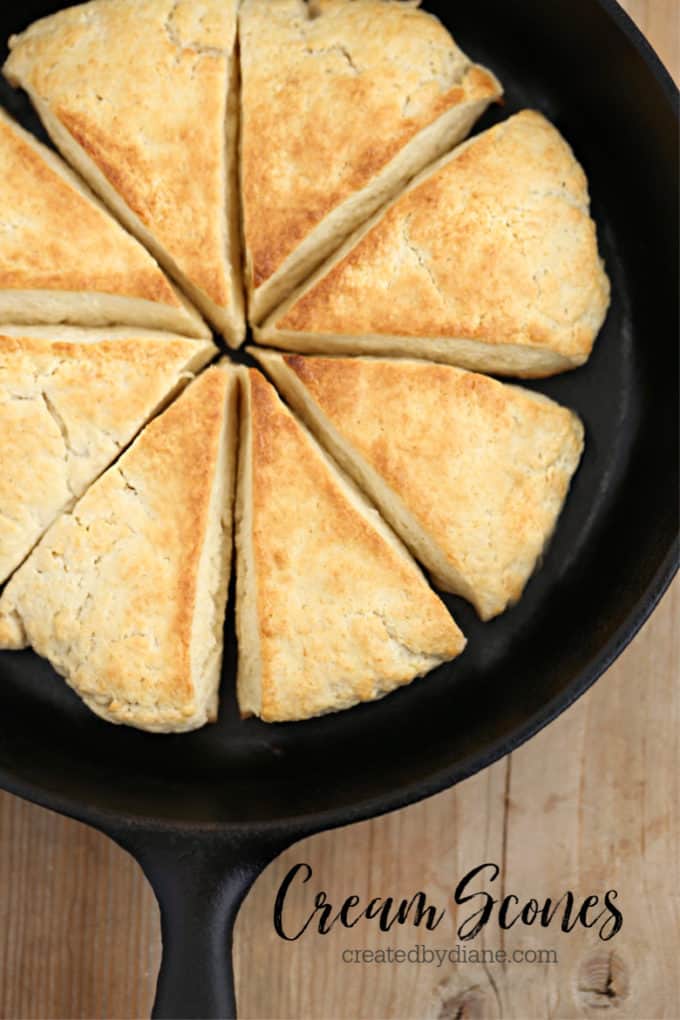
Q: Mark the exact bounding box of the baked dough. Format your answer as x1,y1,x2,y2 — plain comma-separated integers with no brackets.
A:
5,0,245,346
254,350,585,620
0,364,239,733
0,108,207,338
0,326,215,584
240,0,501,323
258,111,611,377
235,368,465,722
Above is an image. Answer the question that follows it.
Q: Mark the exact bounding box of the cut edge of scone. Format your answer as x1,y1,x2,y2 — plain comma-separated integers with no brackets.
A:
234,367,466,722
219,31,247,348
0,363,239,734
256,326,581,380
252,347,586,620
256,111,610,378
185,360,240,727
0,326,217,586
233,366,261,718
0,323,217,348
0,107,210,340
4,46,243,346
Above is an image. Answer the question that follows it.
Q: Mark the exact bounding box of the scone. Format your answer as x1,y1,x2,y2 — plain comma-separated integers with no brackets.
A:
240,0,501,323
254,350,585,620
0,325,215,584
235,368,466,722
0,365,239,734
258,111,611,377
5,0,245,346
0,108,207,338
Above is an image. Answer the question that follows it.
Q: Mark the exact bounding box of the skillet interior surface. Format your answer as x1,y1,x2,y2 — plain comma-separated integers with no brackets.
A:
0,0,677,832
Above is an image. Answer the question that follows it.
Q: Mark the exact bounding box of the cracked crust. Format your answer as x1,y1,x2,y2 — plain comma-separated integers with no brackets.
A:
5,0,244,344
260,111,611,377
0,326,215,584
0,365,239,733
235,368,465,722
254,351,585,619
0,108,207,337
240,0,501,322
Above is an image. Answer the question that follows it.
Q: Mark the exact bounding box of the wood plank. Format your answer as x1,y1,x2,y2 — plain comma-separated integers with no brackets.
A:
0,798,159,1019
0,2,677,1017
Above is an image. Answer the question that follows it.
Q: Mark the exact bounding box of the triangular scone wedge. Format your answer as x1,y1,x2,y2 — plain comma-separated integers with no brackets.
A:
240,0,501,323
235,369,465,722
254,350,585,620
0,365,239,733
258,111,611,378
0,109,207,338
5,0,245,346
0,326,215,584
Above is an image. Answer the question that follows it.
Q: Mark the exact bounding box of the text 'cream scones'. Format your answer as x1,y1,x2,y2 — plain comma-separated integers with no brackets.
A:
254,350,585,620
0,364,239,733
235,368,465,722
0,108,207,337
258,111,611,377
5,0,245,345
0,325,215,585
240,0,501,323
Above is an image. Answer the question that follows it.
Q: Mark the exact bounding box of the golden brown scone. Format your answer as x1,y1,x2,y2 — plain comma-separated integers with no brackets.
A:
0,364,239,733
0,326,215,584
258,111,611,377
5,0,245,345
240,0,501,323
0,108,207,338
235,368,465,722
254,350,585,620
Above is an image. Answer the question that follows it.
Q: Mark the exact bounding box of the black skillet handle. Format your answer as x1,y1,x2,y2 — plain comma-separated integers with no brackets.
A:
110,827,295,1020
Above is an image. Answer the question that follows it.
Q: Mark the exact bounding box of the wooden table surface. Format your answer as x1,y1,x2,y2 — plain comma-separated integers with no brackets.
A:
1,3,678,1018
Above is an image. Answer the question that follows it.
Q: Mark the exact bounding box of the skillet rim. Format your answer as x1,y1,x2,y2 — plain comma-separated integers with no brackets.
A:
0,0,677,842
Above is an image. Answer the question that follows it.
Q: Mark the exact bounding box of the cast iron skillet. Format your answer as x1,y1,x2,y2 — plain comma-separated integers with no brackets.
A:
0,1,678,1016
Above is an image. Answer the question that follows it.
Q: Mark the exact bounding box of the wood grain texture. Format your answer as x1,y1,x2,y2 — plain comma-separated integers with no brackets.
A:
233,582,679,1020
0,3,677,1017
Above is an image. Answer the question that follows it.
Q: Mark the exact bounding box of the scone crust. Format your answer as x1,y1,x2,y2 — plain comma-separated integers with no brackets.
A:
5,0,238,311
0,108,181,307
241,369,465,722
272,353,585,619
272,111,610,363
0,366,233,731
240,0,500,292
